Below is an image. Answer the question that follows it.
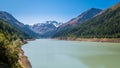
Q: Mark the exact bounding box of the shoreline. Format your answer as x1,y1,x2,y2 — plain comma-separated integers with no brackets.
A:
18,39,35,68
18,47,32,68
54,37,120,43
18,39,33,68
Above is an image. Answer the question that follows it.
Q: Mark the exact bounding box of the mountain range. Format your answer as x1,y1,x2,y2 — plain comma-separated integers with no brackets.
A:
0,2,120,39
0,11,40,38
0,2,120,68
29,8,102,38
58,8,102,30
29,21,62,37
53,2,120,38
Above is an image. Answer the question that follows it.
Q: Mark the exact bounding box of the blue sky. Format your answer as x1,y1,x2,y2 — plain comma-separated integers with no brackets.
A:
0,0,120,24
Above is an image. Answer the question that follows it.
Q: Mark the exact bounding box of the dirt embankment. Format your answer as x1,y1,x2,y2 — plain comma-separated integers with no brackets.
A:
18,48,32,68
55,37,120,43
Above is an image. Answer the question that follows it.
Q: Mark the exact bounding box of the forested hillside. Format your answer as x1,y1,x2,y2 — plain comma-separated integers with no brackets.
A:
57,8,102,31
53,3,120,38
0,19,31,68
0,11,40,38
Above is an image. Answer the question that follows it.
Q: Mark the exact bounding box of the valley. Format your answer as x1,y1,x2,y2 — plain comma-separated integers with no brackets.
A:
0,1,120,68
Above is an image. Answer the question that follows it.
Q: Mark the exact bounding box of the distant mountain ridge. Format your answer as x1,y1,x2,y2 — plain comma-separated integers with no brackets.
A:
30,21,62,37
0,11,40,38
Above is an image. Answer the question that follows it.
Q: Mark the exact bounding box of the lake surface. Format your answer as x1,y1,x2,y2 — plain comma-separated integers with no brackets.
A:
22,39,120,68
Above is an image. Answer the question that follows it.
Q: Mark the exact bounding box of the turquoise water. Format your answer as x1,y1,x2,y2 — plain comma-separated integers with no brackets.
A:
22,39,120,68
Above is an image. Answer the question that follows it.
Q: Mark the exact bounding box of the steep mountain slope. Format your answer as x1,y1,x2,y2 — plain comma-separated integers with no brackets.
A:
58,8,102,30
0,19,31,68
31,21,62,37
53,3,120,38
111,2,120,10
0,11,40,38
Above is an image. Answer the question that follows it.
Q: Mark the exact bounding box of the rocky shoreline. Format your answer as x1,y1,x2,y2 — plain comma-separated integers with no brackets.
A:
18,48,32,68
55,37,120,43
18,39,33,68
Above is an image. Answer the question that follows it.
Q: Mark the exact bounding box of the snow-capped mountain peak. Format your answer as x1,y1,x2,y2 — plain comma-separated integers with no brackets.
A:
29,21,63,37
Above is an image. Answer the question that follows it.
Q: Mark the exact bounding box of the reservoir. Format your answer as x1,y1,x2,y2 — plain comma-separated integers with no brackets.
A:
22,39,120,68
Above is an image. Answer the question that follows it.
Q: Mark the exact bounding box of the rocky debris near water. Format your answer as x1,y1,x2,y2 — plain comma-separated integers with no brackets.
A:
18,48,32,68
